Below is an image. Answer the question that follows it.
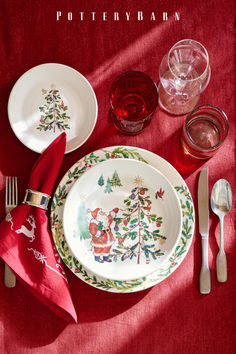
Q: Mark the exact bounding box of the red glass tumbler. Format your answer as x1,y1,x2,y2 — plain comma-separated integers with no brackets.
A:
181,104,229,159
109,71,158,135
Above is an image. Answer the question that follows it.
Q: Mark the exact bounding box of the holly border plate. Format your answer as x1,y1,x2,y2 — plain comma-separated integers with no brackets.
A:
8,63,98,154
50,146,195,293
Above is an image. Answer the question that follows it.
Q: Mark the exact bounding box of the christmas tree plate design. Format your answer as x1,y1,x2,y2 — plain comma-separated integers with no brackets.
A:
51,146,195,293
63,159,182,281
8,63,98,153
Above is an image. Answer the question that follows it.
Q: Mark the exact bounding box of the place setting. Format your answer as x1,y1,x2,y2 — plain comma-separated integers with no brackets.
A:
0,38,232,322
51,144,194,293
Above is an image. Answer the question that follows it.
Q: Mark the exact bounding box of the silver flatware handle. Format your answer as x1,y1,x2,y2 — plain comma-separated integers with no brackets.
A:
216,215,227,282
4,264,16,288
216,250,227,282
200,236,211,294
200,266,211,294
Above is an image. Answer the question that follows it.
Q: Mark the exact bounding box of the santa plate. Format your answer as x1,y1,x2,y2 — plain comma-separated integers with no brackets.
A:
63,159,182,281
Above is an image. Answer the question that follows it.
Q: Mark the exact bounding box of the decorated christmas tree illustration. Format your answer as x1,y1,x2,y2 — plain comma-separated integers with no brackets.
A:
112,177,166,264
37,86,70,133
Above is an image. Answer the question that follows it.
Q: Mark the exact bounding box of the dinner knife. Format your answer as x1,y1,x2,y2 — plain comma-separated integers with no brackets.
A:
198,166,211,294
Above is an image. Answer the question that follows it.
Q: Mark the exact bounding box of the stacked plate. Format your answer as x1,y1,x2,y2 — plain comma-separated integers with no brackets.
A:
51,146,195,293
63,158,182,281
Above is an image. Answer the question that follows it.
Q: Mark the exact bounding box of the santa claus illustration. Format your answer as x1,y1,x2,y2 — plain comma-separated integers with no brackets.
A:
88,207,119,263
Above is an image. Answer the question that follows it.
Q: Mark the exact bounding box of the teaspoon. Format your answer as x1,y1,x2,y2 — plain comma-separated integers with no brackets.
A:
211,179,232,282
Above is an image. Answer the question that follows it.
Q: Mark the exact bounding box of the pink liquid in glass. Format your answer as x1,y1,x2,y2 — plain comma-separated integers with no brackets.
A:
182,105,229,159
188,119,220,148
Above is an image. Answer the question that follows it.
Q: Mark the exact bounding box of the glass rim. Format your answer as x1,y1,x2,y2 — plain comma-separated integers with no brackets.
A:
185,104,229,152
109,71,159,119
167,39,210,83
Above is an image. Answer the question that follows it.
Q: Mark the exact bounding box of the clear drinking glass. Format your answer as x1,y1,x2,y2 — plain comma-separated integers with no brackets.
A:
158,39,211,115
109,71,159,135
181,104,229,159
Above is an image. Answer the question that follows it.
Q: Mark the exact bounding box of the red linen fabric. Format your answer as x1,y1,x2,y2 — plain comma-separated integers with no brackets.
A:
0,133,77,323
0,0,235,353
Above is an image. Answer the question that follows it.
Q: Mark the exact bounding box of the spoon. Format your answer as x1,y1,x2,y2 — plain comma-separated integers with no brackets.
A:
211,179,232,282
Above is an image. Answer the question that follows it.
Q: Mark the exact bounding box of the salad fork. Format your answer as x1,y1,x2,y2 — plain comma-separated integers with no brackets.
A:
4,176,18,287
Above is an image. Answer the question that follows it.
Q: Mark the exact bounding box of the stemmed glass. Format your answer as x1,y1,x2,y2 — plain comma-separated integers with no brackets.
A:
158,39,211,115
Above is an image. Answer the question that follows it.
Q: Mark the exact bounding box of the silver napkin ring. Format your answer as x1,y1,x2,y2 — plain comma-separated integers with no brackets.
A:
23,189,51,210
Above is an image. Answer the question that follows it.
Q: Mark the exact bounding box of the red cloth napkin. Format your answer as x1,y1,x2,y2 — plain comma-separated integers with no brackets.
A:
0,133,77,322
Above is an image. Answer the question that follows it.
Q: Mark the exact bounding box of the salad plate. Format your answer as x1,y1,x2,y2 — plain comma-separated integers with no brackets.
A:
51,146,195,293
8,63,97,153
63,158,182,281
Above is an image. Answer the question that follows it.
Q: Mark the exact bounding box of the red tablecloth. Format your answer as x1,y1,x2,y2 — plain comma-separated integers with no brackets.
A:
0,0,235,353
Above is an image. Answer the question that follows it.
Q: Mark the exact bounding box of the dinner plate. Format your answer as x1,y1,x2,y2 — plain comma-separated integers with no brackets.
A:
51,146,195,293
8,63,98,153
63,159,182,281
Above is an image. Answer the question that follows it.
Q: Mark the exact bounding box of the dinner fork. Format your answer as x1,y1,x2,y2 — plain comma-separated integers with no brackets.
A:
4,176,18,288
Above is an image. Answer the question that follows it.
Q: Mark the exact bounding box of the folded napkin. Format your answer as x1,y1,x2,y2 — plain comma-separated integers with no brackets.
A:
0,133,77,322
